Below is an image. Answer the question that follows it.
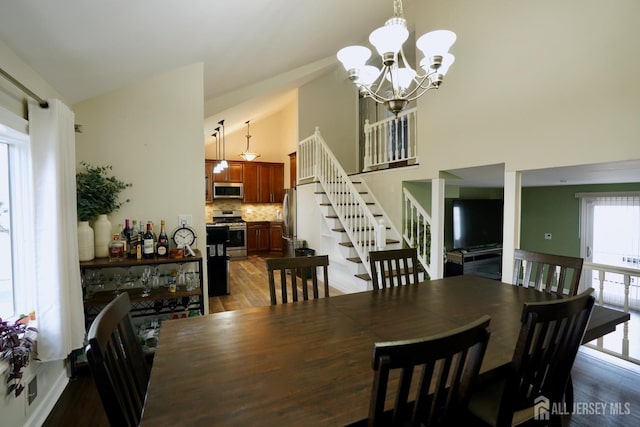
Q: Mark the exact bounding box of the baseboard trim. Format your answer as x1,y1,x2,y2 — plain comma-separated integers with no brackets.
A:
26,368,69,427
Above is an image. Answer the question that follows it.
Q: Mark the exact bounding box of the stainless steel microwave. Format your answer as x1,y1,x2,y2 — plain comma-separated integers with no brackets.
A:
213,182,244,199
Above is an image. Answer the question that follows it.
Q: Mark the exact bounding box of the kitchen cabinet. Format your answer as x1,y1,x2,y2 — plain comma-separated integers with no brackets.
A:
269,222,283,252
247,222,283,254
243,162,284,203
213,160,243,183
247,222,270,253
80,251,205,355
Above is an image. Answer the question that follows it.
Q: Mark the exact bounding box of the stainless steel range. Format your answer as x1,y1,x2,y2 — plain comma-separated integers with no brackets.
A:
207,209,247,259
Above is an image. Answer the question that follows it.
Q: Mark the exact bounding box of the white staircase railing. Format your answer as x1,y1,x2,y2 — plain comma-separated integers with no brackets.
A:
363,107,418,172
402,187,432,278
299,128,385,278
582,262,639,364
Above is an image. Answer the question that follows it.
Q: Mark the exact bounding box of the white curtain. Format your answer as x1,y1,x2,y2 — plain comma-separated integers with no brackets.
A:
28,99,85,362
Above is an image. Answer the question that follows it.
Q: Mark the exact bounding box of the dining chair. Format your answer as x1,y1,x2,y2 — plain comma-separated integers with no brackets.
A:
369,247,420,290
512,249,584,297
85,292,150,427
266,255,330,305
349,315,491,427
468,288,595,427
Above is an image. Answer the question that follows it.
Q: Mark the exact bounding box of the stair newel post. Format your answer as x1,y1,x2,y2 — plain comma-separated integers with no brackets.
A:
376,218,386,251
364,119,371,172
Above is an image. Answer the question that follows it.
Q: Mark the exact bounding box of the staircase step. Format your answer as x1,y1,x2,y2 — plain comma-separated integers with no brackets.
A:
326,214,382,219
346,257,362,264
339,239,400,248
320,202,374,206
315,191,368,195
332,227,391,233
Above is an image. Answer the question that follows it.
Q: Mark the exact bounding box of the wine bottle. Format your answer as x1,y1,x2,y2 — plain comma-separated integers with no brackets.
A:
156,220,169,257
148,220,157,252
129,220,140,258
143,222,155,259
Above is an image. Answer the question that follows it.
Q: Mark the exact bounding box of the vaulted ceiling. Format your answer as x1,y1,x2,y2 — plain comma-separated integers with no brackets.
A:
0,0,418,130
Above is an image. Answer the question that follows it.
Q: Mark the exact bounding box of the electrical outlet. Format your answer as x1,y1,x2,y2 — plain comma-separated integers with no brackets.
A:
28,376,37,405
544,232,552,240
178,214,193,227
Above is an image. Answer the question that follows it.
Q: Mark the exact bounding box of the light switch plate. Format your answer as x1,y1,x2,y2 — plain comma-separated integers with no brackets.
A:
178,214,193,227
544,233,552,240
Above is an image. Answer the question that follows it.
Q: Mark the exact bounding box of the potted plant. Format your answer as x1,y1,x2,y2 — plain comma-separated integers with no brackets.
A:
76,162,131,259
0,317,38,397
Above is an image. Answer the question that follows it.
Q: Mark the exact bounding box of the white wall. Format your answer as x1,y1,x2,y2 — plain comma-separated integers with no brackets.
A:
73,63,207,306
412,0,640,177
298,66,359,174
0,40,66,117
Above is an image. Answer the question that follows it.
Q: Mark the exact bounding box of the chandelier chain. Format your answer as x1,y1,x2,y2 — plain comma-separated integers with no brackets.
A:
393,0,404,17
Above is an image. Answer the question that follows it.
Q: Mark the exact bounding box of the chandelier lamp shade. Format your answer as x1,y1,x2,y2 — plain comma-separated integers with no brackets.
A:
213,119,228,173
239,120,260,161
336,0,456,116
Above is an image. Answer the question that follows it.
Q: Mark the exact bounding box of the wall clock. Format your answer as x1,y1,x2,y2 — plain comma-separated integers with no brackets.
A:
171,225,197,248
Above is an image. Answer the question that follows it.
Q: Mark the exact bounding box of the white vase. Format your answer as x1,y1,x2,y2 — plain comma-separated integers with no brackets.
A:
93,214,112,258
78,221,95,261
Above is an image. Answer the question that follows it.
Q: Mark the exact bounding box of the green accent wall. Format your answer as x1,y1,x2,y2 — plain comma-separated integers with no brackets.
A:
521,183,640,257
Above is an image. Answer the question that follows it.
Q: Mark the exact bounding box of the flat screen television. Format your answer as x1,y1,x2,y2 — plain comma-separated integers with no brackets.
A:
452,199,503,250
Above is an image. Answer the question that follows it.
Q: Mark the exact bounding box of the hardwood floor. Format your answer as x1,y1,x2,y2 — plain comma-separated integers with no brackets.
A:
43,256,639,426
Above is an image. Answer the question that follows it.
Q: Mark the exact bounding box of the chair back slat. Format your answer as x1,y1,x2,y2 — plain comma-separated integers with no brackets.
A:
496,289,595,426
86,292,150,427
369,248,420,290
367,315,491,427
266,255,330,305
512,249,583,297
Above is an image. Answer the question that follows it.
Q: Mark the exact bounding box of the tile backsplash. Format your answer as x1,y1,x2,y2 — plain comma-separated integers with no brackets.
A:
205,200,282,222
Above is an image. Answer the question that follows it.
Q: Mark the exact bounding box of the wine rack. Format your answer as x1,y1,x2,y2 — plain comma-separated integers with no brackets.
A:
80,251,204,334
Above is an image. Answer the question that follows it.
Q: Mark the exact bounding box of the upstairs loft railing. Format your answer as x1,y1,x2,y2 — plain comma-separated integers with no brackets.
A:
402,187,432,278
298,128,384,277
363,107,418,172
582,262,639,364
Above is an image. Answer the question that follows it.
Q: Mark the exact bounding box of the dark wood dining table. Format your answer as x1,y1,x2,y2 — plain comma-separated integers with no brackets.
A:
140,275,630,426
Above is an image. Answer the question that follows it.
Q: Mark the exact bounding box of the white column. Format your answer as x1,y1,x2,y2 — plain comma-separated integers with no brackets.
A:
430,178,445,279
502,171,522,283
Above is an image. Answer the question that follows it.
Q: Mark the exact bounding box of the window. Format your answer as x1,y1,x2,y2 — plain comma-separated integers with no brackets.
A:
580,194,640,308
0,143,13,317
0,114,33,319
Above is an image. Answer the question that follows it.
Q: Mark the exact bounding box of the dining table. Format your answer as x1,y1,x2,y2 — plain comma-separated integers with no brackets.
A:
140,275,630,426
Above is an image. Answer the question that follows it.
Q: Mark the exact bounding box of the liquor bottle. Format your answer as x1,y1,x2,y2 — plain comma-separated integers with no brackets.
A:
108,234,126,262
143,222,155,259
129,220,140,258
117,223,127,254
156,220,169,257
122,219,133,257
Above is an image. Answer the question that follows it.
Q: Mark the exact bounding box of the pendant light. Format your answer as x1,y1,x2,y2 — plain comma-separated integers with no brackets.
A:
239,120,260,161
212,127,223,173
218,119,228,169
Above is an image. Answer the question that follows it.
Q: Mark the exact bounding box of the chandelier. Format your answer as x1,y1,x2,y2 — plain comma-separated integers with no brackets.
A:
213,119,228,173
336,0,456,116
239,120,260,162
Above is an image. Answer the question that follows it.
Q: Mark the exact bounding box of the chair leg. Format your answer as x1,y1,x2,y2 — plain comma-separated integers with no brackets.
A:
564,374,574,408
